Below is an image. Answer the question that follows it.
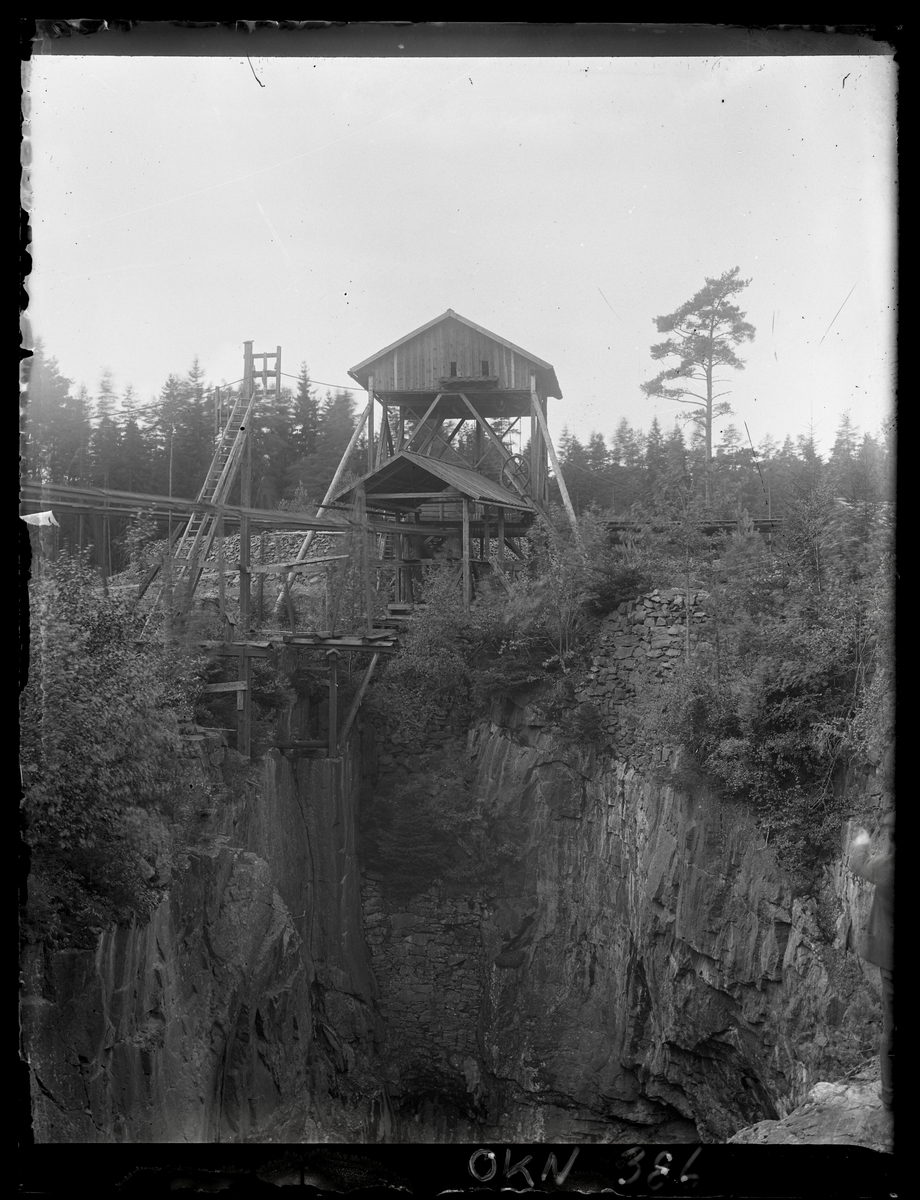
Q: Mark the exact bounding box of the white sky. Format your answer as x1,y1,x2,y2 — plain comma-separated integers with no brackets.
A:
24,49,896,455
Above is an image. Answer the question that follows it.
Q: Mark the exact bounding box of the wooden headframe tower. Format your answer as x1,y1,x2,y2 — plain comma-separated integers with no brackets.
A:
295,309,572,612
348,308,563,506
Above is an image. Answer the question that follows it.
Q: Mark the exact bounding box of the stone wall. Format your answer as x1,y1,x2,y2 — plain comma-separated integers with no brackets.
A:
360,879,485,1111
371,706,465,782
576,587,711,759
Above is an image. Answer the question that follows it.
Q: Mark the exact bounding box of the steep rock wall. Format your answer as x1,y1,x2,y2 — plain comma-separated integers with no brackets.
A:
22,742,386,1143
463,705,886,1143
22,591,889,1145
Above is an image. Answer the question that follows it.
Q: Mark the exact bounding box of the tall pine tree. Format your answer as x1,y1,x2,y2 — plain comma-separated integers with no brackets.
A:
641,267,756,508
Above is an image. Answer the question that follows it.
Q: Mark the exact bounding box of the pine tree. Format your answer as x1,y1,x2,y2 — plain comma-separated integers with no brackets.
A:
792,429,826,502
88,370,121,489
251,385,295,509
150,375,184,497
22,341,85,483
286,390,361,505
828,410,860,499
643,417,667,503
611,419,642,470
557,430,592,514
291,362,319,458
641,267,756,508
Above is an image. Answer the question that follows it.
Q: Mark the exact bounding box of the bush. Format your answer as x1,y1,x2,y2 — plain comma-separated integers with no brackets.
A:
631,517,892,877
21,553,209,943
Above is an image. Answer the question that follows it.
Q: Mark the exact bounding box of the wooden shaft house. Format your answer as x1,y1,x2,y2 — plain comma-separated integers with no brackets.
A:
333,309,567,607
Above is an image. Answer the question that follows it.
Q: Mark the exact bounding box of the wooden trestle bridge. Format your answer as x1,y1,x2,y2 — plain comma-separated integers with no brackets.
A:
23,313,578,761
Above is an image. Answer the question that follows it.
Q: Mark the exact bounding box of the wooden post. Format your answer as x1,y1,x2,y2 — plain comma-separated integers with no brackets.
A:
396,407,405,453
240,342,253,632
403,393,444,452
497,507,505,568
367,374,375,472
237,652,252,758
375,404,389,468
276,533,297,630
327,649,340,756
217,514,226,621
462,497,472,610
357,483,374,634
257,530,266,625
482,506,490,563
405,527,415,605
531,373,579,535
339,652,380,745
457,394,528,500
395,526,405,604
285,395,371,571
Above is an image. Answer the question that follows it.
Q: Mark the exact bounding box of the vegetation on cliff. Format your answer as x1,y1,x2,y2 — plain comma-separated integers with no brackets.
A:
366,465,892,886
630,485,892,875
21,554,224,946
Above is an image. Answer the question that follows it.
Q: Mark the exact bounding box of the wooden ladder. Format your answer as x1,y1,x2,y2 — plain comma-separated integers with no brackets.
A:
141,390,258,630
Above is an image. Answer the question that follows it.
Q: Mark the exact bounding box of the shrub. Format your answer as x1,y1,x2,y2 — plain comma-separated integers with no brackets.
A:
631,516,892,877
21,553,209,943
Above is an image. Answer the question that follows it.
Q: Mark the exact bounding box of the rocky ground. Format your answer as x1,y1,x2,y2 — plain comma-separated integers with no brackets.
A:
728,1063,893,1153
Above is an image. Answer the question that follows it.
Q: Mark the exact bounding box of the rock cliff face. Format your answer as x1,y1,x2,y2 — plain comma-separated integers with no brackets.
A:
22,603,888,1144
454,708,885,1142
22,745,387,1143
727,1066,893,1153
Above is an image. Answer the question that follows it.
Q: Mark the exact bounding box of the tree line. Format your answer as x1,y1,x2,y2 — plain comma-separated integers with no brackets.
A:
557,409,893,522
22,342,365,511
22,263,893,568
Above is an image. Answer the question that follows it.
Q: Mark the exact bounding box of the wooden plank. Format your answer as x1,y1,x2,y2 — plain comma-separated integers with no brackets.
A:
414,415,448,457
353,482,374,635
202,681,249,693
274,739,329,749
284,395,372,573
203,646,273,658
462,497,472,610
498,507,505,565
403,393,445,450
375,403,389,469
531,375,578,534
327,650,339,756
198,640,273,649
367,374,375,472
277,531,297,631
456,393,528,500
338,652,380,744
489,555,512,592
362,492,460,500
246,555,348,574
239,356,253,635
257,530,266,624
370,557,429,567
282,635,397,653
239,653,252,756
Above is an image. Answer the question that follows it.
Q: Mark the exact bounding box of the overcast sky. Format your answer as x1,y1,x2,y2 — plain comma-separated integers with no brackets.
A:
25,46,896,456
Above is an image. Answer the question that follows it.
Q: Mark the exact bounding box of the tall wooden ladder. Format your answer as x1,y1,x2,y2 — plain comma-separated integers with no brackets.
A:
142,390,258,631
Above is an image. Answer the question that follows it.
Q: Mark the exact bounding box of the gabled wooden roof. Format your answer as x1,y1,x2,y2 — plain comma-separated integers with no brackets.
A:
332,451,535,512
348,309,562,398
